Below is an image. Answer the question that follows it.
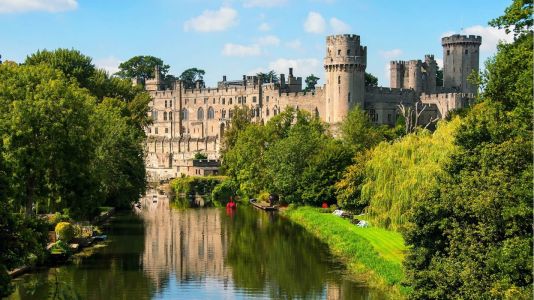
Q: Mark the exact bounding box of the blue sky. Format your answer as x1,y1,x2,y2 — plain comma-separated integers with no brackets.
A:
0,0,513,86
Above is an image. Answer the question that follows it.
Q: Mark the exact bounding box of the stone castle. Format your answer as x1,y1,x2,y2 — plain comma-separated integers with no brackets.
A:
144,33,481,181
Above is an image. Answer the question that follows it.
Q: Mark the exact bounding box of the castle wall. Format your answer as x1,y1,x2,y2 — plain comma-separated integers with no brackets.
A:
364,87,417,125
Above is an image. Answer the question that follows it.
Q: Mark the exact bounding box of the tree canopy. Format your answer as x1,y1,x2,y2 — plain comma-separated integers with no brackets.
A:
304,74,319,91
179,68,206,89
116,55,170,80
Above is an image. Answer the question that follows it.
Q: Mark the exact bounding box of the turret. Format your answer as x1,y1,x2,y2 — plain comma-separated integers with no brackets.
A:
442,34,481,94
324,34,367,123
423,55,437,94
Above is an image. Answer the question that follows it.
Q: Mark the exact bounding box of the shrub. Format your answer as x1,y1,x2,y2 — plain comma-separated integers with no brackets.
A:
211,179,237,205
257,191,270,203
55,222,74,242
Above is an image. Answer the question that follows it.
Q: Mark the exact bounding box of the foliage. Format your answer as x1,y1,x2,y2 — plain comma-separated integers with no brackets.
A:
404,3,533,298
304,74,319,91
364,72,378,87
115,55,170,80
361,119,460,231
179,68,205,89
211,179,237,204
436,68,443,87
339,106,384,152
193,152,208,160
284,207,407,295
257,70,279,84
55,222,75,242
220,106,252,156
335,150,371,210
170,176,226,206
488,0,532,37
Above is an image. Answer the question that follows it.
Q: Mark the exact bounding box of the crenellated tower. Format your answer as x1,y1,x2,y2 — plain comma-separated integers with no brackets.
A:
324,34,367,123
442,34,482,94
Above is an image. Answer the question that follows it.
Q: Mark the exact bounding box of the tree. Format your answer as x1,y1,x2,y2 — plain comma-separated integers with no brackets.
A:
221,106,252,155
304,74,319,91
257,70,279,84
404,2,533,297
339,106,383,152
25,48,95,88
116,55,169,80
179,68,205,89
365,72,378,87
436,68,443,86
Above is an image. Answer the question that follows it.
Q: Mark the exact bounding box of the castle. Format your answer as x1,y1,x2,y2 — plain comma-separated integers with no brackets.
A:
144,33,481,181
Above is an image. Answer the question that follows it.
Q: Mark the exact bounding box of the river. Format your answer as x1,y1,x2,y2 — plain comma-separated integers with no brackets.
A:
7,190,386,299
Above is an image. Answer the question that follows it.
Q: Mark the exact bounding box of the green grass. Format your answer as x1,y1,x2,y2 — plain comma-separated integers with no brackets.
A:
283,206,408,296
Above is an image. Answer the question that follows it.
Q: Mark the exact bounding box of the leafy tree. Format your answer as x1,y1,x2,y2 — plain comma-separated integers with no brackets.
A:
115,55,170,80
436,68,443,86
404,2,533,298
179,68,205,89
257,70,279,84
194,152,208,160
25,48,95,88
365,72,378,87
221,106,252,155
304,74,319,91
335,150,371,210
339,106,383,152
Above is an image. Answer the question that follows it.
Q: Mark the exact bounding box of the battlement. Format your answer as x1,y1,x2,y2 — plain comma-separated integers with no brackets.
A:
425,54,435,61
326,34,360,43
442,34,482,45
366,86,416,95
420,92,474,101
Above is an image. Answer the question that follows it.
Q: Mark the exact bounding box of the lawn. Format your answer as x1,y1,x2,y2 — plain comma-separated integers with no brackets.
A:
283,206,408,295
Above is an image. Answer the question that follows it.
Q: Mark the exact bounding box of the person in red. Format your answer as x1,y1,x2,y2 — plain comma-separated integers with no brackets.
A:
322,202,328,209
226,196,237,209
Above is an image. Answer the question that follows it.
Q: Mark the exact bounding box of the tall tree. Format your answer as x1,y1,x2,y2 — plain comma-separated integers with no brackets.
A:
257,70,279,84
116,55,170,80
364,72,378,87
179,68,205,89
404,1,533,298
304,74,319,91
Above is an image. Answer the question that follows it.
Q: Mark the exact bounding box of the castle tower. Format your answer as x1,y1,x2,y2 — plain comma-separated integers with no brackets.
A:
390,61,404,89
423,55,437,94
405,60,422,93
442,34,482,94
324,34,367,123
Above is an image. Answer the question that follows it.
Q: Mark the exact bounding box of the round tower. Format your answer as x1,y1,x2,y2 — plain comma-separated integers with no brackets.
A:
324,34,367,123
442,34,482,94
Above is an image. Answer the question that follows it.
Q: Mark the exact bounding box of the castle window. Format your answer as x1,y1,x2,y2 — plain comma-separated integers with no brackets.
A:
194,99,196,104
338,76,341,84
181,108,188,120
164,100,167,108
165,128,168,133
222,98,225,105
253,96,257,103
197,107,204,120
447,50,450,55
266,96,269,102
465,49,468,54
155,127,159,134
169,100,172,107
169,112,173,120
222,109,226,119
213,98,216,104
347,49,350,55
229,109,233,118
163,112,167,120
229,98,232,105
207,107,215,119
266,108,270,116
243,96,247,104
152,110,158,121
204,98,208,104
348,92,351,103
338,49,341,55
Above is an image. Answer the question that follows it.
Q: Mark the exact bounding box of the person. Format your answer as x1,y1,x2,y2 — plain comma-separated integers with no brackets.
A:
226,196,236,209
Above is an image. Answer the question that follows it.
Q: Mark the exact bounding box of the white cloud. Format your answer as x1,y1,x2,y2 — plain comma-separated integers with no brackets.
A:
304,11,326,34
0,0,77,13
258,22,271,31
286,39,302,50
243,0,287,8
183,7,237,32
94,56,122,75
268,58,321,77
257,35,280,46
329,17,350,34
441,25,513,52
222,43,261,56
379,49,403,60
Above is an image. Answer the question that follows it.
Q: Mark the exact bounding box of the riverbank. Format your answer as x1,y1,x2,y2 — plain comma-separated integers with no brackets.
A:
282,206,408,298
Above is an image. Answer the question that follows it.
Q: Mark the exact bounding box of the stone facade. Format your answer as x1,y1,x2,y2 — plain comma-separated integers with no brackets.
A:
144,33,481,181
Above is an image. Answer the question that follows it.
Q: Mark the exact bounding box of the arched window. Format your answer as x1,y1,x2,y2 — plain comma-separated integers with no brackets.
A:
338,76,341,84
163,111,168,120
207,107,215,119
181,108,188,120
222,109,226,119
197,107,204,120
169,112,173,120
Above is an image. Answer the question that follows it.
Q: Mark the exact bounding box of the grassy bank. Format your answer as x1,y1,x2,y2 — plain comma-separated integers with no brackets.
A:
283,206,408,297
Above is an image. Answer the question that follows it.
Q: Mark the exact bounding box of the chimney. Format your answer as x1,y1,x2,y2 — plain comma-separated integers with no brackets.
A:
289,67,293,77
280,74,285,86
243,75,247,87
223,75,227,81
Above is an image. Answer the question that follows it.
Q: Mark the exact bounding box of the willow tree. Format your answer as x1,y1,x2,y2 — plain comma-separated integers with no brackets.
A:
361,118,460,231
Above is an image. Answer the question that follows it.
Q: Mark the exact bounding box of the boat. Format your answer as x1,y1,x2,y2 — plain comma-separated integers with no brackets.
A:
250,201,278,211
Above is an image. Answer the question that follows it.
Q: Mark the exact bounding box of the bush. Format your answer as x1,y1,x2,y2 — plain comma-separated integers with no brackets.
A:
257,191,270,203
55,222,74,242
211,179,237,205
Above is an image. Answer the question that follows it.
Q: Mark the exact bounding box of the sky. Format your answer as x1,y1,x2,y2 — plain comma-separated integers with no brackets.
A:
0,0,514,87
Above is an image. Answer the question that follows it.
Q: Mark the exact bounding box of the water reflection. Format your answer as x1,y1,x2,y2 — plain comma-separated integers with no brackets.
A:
9,189,385,299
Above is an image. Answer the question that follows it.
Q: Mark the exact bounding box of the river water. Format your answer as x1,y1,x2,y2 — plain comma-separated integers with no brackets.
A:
7,191,386,299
